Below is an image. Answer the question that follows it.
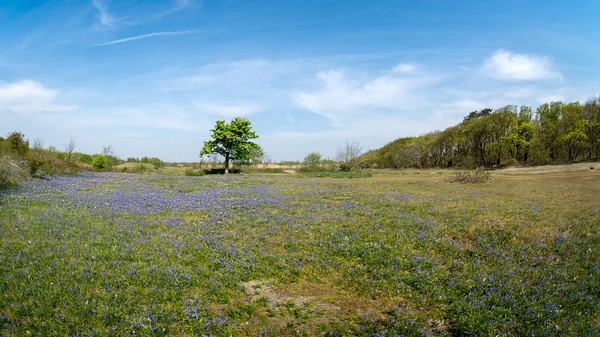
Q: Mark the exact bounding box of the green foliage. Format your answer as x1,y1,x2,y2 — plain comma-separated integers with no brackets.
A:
1,131,29,156
79,154,93,165
0,132,80,178
26,149,54,176
463,108,493,121
184,168,206,176
302,152,322,168
91,154,107,170
203,168,241,175
148,157,164,169
134,157,164,169
359,98,600,169
200,118,260,173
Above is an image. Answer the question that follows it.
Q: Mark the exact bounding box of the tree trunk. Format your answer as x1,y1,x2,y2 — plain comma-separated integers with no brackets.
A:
224,148,230,174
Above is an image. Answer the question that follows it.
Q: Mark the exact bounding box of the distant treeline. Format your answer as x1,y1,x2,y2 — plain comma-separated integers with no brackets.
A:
126,156,165,168
358,98,600,169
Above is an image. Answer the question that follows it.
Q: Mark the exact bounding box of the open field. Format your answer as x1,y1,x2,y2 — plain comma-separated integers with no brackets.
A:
0,169,599,336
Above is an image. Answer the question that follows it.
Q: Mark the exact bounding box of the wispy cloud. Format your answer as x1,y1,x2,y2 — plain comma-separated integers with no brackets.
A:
481,49,561,81
392,63,417,73
293,66,439,123
0,80,76,113
91,0,116,28
94,31,193,46
156,0,195,18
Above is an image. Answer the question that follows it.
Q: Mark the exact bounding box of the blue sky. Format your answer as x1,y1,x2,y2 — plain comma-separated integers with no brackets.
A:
1,0,599,161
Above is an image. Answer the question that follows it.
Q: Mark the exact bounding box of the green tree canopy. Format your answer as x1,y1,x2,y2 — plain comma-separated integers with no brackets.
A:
200,118,260,174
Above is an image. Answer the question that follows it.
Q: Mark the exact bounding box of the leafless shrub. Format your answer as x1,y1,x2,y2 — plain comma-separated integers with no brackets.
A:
449,169,491,184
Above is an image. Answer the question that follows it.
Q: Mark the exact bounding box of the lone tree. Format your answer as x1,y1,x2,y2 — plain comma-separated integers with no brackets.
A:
200,118,260,174
336,141,362,171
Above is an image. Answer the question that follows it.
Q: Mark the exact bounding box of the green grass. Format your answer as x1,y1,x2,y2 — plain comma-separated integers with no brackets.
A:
0,170,598,336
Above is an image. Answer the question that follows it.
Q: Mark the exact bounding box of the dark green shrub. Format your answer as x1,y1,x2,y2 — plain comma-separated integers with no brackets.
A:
148,157,164,169
339,163,352,171
185,169,206,176
2,131,29,156
92,154,107,170
203,168,241,175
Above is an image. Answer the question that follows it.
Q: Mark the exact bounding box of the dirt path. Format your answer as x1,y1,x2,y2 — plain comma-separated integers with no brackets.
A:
496,161,599,175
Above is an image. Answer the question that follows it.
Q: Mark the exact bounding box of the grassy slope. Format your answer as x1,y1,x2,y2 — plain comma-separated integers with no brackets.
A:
0,169,598,336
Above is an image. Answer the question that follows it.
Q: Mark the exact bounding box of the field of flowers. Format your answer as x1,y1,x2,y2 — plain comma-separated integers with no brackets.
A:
0,171,598,336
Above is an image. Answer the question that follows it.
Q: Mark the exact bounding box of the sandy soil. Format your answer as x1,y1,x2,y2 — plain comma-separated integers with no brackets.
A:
495,161,600,175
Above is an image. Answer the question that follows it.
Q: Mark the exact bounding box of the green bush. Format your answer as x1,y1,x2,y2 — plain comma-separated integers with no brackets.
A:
92,154,107,170
148,157,164,169
79,154,93,165
303,152,322,167
26,150,46,175
4,132,30,156
204,168,241,175
134,164,150,172
184,169,206,176
26,149,76,177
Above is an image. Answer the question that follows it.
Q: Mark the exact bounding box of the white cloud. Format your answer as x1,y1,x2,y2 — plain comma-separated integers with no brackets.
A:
94,31,193,46
293,68,439,122
192,102,262,118
481,49,561,81
392,63,417,73
91,0,115,28
0,80,75,113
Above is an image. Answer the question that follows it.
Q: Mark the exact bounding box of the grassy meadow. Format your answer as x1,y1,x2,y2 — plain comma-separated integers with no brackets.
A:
0,168,599,336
